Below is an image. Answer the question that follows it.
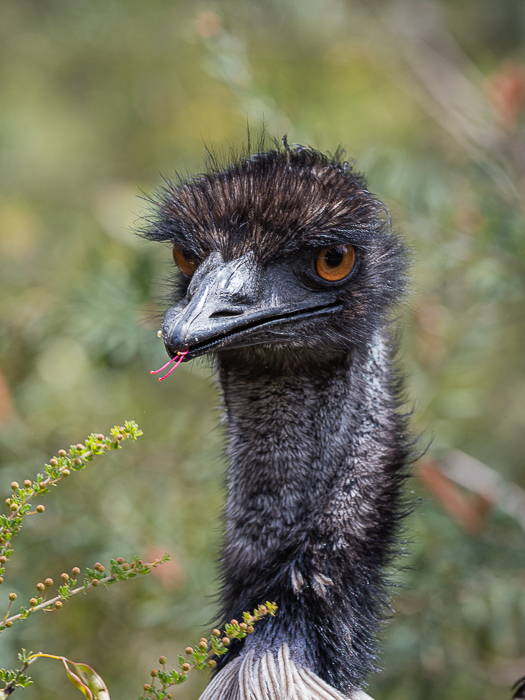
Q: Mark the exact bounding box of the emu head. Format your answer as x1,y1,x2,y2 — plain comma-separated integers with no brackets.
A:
144,144,406,370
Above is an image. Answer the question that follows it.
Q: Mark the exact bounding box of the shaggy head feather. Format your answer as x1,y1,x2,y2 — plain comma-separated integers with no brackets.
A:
142,141,407,362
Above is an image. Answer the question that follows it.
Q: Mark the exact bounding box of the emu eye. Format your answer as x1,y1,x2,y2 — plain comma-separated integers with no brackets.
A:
173,247,198,276
316,245,356,281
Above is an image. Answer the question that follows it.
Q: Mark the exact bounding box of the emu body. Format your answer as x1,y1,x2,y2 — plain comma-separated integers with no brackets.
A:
145,143,411,699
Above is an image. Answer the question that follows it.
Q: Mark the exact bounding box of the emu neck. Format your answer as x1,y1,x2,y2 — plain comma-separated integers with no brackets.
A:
217,336,407,694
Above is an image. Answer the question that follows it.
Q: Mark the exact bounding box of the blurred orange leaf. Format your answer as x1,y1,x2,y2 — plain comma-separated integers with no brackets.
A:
0,370,15,423
418,460,491,535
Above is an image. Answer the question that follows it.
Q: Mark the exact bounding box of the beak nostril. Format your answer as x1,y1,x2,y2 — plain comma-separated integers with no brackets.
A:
209,309,244,319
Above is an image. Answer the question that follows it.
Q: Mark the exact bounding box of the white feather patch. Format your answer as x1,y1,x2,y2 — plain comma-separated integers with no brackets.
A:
198,644,374,700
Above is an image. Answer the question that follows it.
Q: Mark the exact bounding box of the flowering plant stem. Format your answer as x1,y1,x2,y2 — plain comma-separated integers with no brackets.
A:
0,556,169,631
0,420,143,583
0,602,278,699
141,602,278,700
0,420,279,699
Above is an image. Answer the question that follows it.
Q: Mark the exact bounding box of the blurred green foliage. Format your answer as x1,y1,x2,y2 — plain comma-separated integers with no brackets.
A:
0,1,524,699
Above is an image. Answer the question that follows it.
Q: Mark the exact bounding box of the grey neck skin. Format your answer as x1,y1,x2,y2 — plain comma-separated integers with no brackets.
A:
215,333,407,693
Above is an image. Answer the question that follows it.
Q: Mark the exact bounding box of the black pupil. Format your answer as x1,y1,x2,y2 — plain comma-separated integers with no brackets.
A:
324,247,344,268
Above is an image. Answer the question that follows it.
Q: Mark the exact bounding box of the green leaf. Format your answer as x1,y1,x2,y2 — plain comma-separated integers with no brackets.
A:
62,658,110,700
62,661,93,699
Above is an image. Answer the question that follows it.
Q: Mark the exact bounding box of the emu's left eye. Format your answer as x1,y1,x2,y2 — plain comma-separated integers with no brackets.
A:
173,247,198,276
316,245,356,281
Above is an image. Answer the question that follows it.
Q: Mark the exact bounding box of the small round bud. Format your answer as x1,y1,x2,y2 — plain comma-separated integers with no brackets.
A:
199,640,207,650
212,628,221,636
58,449,67,457
24,480,32,488
143,684,151,692
167,695,172,699
230,619,238,626
72,567,80,576
45,578,53,587
247,626,254,634
158,656,167,665
91,579,99,587
181,663,191,672
240,622,247,630
74,459,82,466
55,600,63,608
185,647,193,655
62,469,70,477
116,434,124,441
36,582,45,591
5,621,12,628
0,556,7,564
61,573,69,582
36,505,45,513
9,592,17,601
221,637,230,646
10,482,19,491
117,557,124,565
122,563,130,571
150,669,158,678
29,598,38,607
97,434,105,441
0,577,3,584
49,459,58,467
10,504,18,512
76,444,84,451
96,443,104,450
94,562,105,572
208,660,217,668
138,560,143,565
5,499,10,506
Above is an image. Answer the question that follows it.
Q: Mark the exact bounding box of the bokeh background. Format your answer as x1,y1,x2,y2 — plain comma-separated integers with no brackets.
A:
1,1,524,698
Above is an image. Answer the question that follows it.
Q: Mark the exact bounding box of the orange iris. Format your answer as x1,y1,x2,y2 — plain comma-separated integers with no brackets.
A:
173,247,198,276
316,245,356,281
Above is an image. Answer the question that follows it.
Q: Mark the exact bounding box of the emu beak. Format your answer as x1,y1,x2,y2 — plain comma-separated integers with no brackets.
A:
161,252,341,360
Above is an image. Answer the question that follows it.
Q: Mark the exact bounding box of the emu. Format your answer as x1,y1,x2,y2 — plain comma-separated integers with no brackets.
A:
144,141,411,700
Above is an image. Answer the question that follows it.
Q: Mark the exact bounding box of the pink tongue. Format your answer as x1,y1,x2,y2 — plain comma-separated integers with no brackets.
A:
150,351,189,381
